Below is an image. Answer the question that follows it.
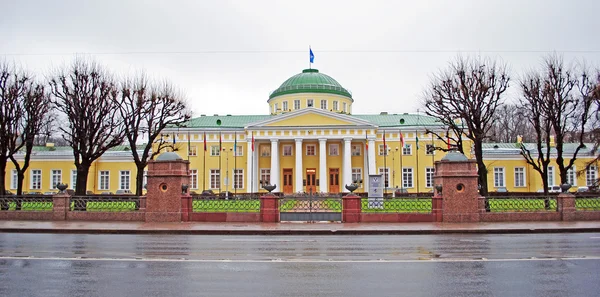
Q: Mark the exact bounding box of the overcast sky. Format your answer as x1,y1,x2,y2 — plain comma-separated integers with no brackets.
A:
1,0,599,117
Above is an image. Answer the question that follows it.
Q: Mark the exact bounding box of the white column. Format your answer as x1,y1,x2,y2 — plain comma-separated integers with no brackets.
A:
295,138,303,193
270,139,280,192
368,138,376,175
253,146,259,192
363,143,369,193
319,138,327,193
342,138,352,192
246,138,253,193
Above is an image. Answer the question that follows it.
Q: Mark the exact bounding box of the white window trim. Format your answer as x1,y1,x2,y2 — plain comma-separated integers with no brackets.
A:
119,170,130,190
210,145,220,156
282,101,288,111
329,144,339,156
493,167,506,188
98,171,110,191
566,166,576,187
425,167,435,188
294,100,300,110
50,169,62,190
351,145,361,156
10,169,18,190
351,167,362,185
210,169,220,190
233,169,244,189
307,99,314,107
282,144,293,156
30,169,42,190
333,101,338,111
514,167,526,188
190,169,198,190
306,144,316,156
402,167,414,188
586,165,597,186
71,170,77,190
320,99,327,110
402,144,412,155
548,166,555,186
260,168,271,185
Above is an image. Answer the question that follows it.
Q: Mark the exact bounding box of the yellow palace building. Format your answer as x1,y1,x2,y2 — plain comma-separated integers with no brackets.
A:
4,68,599,194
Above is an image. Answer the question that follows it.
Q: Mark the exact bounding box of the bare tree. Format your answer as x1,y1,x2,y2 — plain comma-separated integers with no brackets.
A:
8,78,52,197
488,103,534,143
423,56,510,197
49,58,126,195
118,74,190,195
0,61,26,197
519,71,553,200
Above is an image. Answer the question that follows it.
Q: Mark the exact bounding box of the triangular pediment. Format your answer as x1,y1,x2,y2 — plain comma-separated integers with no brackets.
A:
246,108,376,128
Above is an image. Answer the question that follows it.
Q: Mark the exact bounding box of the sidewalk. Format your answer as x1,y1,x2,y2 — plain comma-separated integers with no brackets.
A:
1,220,600,235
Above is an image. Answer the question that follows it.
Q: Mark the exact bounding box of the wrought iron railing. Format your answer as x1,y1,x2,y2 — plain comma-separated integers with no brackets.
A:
0,195,53,211
192,196,260,213
279,196,343,212
575,196,600,211
361,197,432,213
70,195,140,212
486,196,557,212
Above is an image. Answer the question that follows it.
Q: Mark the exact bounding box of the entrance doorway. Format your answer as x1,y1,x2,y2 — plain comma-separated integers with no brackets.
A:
282,168,293,194
306,168,316,193
329,168,339,193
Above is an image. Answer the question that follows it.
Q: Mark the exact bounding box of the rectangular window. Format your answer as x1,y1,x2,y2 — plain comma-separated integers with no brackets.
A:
402,168,413,188
30,169,41,190
333,101,338,111
320,99,327,110
210,169,220,189
566,167,576,186
547,166,555,186
351,144,361,156
234,169,244,189
294,100,300,110
307,99,314,107
343,102,347,113
379,144,388,156
10,170,17,190
514,167,525,188
260,169,271,186
329,144,339,156
425,144,434,155
402,144,412,155
51,170,62,190
119,171,130,190
274,103,279,112
99,171,110,191
352,168,362,184
71,170,77,190
282,101,288,111
306,144,316,156
210,145,220,156
283,145,293,156
379,168,390,188
190,169,198,189
234,145,243,157
494,167,505,188
425,167,435,188
586,165,597,186
188,145,197,156
260,145,270,157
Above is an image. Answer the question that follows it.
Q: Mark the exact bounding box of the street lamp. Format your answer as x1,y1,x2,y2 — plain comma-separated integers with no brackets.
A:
223,147,232,199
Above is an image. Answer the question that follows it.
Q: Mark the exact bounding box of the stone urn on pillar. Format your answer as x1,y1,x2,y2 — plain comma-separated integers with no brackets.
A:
145,152,191,222
434,152,480,223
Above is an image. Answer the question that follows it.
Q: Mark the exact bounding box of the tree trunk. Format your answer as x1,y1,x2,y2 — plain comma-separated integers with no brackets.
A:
134,163,146,196
75,164,91,195
473,140,490,211
15,171,25,210
0,157,8,210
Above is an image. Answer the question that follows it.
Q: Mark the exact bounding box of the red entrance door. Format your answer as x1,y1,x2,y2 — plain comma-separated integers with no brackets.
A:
329,168,340,193
282,169,293,194
306,168,316,193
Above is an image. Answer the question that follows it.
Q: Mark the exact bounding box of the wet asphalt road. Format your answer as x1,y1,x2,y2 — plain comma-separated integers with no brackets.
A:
0,233,599,297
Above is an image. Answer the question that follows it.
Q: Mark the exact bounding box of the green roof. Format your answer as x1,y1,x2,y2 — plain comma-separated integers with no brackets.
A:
183,113,440,128
184,115,270,128
269,69,352,99
353,113,440,127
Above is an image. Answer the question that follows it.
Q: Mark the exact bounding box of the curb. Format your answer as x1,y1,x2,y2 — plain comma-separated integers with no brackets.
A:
2,227,600,235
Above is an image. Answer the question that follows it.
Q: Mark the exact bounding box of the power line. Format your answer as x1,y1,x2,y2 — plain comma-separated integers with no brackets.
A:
2,49,600,56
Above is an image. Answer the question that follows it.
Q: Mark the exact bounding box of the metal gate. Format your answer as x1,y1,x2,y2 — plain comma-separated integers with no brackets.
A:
279,193,342,222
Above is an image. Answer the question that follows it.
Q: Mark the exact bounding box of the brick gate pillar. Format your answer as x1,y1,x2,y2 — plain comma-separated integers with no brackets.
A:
145,152,190,222
260,193,280,222
434,152,480,223
342,193,362,223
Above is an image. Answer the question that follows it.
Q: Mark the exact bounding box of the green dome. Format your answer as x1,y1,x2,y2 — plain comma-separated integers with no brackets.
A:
269,69,352,100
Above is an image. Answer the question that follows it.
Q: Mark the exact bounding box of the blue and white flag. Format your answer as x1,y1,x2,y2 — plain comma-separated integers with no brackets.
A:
309,48,314,63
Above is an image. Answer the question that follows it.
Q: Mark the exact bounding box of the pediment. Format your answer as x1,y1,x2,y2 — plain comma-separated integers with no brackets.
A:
246,108,376,128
